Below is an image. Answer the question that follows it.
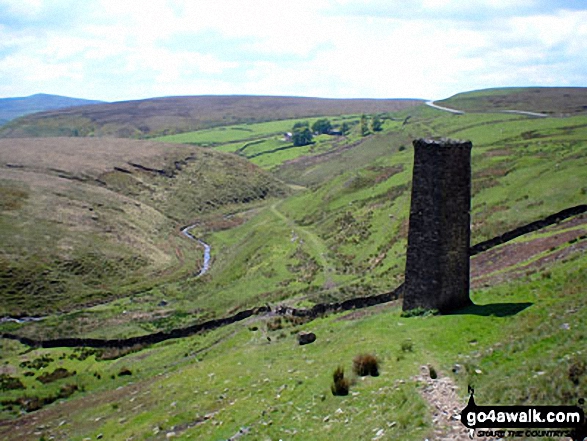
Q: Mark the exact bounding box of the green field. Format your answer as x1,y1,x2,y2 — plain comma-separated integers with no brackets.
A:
1,88,586,440
156,116,404,171
1,253,585,440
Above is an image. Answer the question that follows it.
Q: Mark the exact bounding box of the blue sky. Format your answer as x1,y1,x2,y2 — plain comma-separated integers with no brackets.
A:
0,0,585,102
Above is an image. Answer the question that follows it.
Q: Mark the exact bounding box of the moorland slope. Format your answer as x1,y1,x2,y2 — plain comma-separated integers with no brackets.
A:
437,87,587,116
0,137,287,316
0,95,422,139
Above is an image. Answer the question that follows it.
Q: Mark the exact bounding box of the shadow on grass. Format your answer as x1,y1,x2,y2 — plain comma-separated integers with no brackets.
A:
449,302,533,317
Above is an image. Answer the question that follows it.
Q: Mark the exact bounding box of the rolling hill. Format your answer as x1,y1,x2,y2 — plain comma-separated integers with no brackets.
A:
0,95,422,139
436,87,587,116
0,93,104,126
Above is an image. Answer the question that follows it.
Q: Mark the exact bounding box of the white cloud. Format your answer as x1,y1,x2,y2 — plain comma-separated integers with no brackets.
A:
124,47,239,82
0,0,585,100
509,9,587,48
0,0,44,17
0,52,84,83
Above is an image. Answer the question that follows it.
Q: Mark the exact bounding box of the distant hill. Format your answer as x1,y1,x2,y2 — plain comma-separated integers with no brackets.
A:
436,87,587,115
0,95,423,138
0,93,104,125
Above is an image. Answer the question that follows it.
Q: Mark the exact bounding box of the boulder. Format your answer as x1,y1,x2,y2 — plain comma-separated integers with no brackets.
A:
297,331,316,345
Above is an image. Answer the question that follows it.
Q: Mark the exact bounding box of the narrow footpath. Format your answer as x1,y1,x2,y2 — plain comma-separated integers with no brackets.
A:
414,366,500,441
270,201,336,284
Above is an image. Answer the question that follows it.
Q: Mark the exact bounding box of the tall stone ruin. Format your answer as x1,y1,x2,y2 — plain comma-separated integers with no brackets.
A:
402,138,473,313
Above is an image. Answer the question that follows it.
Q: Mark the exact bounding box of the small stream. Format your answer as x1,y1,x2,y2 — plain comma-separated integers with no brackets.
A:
181,225,212,277
0,316,45,324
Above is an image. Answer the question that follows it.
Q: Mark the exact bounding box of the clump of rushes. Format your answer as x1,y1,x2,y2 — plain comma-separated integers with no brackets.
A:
331,366,350,396
353,353,380,377
117,367,133,377
400,339,414,353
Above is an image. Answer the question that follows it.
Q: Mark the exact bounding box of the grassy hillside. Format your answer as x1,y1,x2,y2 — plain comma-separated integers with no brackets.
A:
0,96,422,139
0,138,287,316
1,251,585,440
436,87,587,116
0,87,586,440
196,107,585,311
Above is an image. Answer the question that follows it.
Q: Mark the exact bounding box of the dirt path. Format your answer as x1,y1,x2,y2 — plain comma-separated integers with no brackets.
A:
270,201,335,284
414,365,473,440
414,366,504,441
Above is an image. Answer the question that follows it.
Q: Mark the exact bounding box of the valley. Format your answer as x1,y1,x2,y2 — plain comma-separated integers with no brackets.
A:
0,88,586,440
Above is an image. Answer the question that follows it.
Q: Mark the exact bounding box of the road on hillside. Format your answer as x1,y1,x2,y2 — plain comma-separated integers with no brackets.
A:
426,100,548,118
425,100,465,114
500,109,548,117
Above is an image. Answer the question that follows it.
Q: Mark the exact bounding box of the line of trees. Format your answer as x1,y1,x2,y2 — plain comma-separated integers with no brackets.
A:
311,118,332,135
360,114,383,137
290,114,384,146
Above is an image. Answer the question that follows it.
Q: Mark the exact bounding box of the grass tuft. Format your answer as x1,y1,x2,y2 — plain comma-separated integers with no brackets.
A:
36,368,75,384
117,367,133,377
400,339,414,353
568,359,585,386
331,366,351,396
0,374,25,391
400,308,439,318
352,353,380,377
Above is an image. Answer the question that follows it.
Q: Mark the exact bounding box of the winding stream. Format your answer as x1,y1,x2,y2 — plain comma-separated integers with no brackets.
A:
181,224,212,277
0,316,45,324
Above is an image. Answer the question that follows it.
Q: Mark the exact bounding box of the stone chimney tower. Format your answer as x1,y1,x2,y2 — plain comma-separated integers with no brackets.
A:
402,138,472,313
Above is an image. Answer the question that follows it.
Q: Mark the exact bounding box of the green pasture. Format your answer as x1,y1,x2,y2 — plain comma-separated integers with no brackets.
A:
155,119,294,145
155,116,361,146
1,252,585,440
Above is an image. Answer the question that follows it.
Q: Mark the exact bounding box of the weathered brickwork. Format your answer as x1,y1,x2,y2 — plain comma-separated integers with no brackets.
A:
403,138,473,312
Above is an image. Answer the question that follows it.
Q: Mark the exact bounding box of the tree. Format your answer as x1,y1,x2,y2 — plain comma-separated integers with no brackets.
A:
293,121,309,130
341,122,350,136
292,128,313,146
371,114,383,132
291,121,313,146
311,118,332,135
360,114,370,137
